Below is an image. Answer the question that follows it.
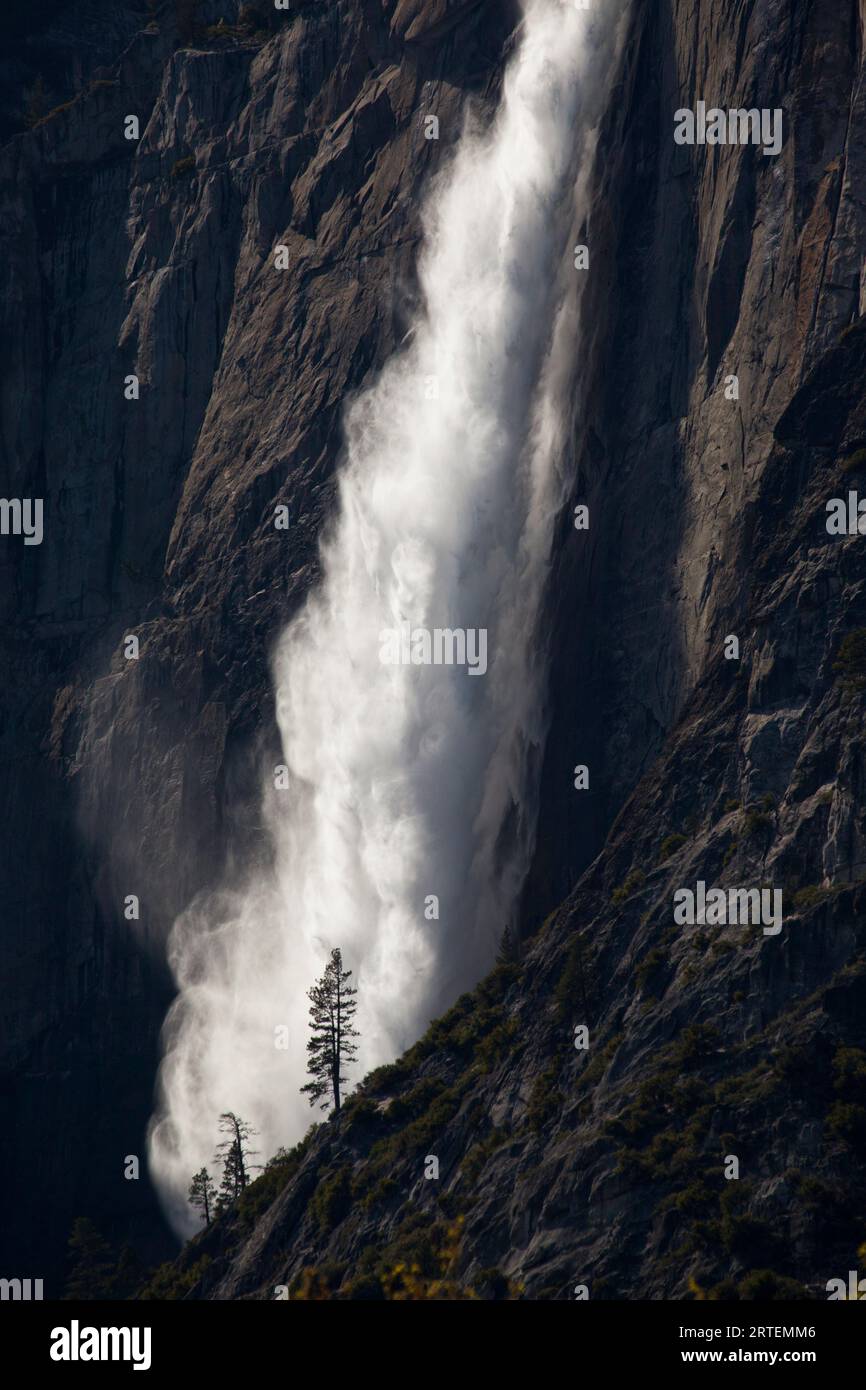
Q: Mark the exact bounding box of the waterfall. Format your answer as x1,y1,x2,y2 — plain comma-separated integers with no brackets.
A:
149,0,627,1234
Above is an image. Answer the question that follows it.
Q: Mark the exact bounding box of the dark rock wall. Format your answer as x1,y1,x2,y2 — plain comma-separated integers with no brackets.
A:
528,0,866,916
0,0,517,1291
2,0,866,1298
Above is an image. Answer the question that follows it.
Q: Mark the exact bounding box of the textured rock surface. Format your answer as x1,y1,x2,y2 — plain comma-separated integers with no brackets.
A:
2,0,866,1299
0,0,517,1291
165,319,866,1300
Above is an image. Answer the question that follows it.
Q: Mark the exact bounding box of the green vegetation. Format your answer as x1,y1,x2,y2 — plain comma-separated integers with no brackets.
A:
605,995,866,1296
715,1059,777,1107
526,1063,563,1132
351,1078,471,1204
673,1024,721,1066
360,1175,399,1210
311,1165,353,1233
833,629,866,690
554,935,592,1022
825,1045,866,1146
233,1129,319,1229
522,1030,622,1133
138,1254,212,1301
579,1031,624,1091
288,1213,519,1300
692,1269,812,1300
461,1127,509,1182
384,1077,447,1123
658,833,687,862
826,1102,866,1146
611,867,646,905
717,1186,778,1261
661,1177,781,1273
609,1026,735,1177
709,937,736,957
475,1017,519,1071
360,962,521,1094
841,446,866,473
62,1219,141,1300
635,947,667,993
792,884,831,911
742,807,772,840
833,1046,866,1095
341,1095,382,1135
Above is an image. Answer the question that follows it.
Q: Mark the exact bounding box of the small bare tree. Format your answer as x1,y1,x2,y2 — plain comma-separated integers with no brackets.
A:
214,1112,259,1210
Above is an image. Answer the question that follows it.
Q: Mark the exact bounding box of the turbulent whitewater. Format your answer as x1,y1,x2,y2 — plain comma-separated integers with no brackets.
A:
150,0,627,1233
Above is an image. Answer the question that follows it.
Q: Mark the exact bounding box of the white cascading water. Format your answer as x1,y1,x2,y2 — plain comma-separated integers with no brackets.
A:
150,0,627,1234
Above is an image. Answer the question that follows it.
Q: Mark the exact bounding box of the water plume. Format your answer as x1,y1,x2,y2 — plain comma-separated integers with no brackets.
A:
150,0,628,1234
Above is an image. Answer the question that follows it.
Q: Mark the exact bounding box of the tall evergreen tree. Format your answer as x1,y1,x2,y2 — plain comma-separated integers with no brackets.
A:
300,947,359,1114
62,1218,118,1300
188,1166,217,1226
214,1112,259,1210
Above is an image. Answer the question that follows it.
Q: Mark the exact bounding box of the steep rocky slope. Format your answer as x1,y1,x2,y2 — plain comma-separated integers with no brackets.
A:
2,0,866,1299
157,316,866,1299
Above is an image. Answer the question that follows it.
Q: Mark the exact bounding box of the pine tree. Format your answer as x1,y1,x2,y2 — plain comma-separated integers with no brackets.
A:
62,1218,118,1300
496,924,520,966
214,1112,259,1210
300,947,359,1114
188,1166,217,1226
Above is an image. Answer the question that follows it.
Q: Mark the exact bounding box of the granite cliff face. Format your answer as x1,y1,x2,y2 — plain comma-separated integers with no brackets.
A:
0,0,517,1291
2,0,866,1299
192,312,866,1298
